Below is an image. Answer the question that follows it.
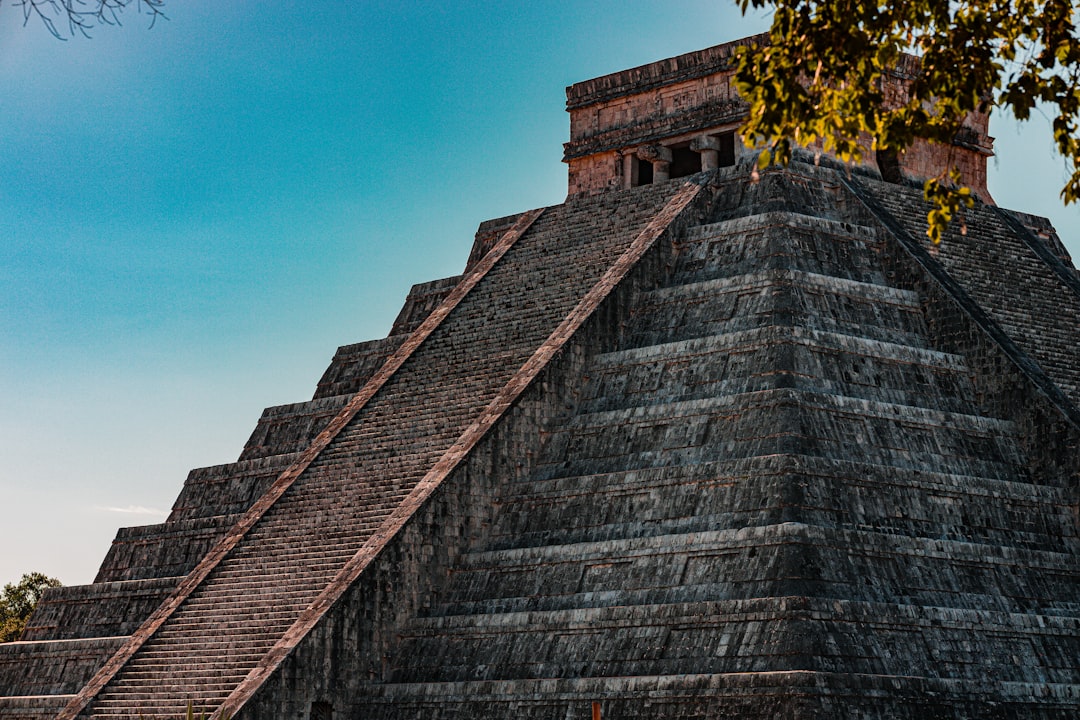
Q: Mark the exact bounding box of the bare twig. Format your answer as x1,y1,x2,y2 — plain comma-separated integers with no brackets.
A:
6,0,166,39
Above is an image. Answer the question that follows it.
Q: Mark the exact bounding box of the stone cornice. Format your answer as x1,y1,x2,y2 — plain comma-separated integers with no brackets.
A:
565,35,767,111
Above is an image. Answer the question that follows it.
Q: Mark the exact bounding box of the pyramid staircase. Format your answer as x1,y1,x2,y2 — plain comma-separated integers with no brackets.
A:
342,169,1080,718
1,163,1078,719
0,177,706,718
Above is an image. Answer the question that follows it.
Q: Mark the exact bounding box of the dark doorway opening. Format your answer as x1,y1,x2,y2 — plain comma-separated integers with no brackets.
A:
633,156,654,186
876,148,903,183
717,131,736,167
670,145,702,178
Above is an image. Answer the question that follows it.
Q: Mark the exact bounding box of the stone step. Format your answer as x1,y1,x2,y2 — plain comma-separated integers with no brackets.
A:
218,544,368,564
151,622,293,641
90,696,232,714
122,651,266,668
392,597,1080,683
207,556,360,575
155,611,298,629
533,388,1025,483
626,267,929,349
182,584,320,603
96,691,245,707
118,653,261,669
587,325,977,414
675,210,890,286
225,492,408,520
487,455,1077,555
438,522,1080,615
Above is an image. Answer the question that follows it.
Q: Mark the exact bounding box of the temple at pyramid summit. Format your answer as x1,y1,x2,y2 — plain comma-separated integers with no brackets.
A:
4,35,1080,719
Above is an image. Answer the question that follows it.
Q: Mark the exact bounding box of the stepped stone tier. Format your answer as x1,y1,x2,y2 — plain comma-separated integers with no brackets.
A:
2,36,1079,720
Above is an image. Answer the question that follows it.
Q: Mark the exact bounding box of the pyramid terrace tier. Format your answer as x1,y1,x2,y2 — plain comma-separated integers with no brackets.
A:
624,210,934,352
430,522,1080,615
311,335,407,401
237,395,352,462
624,267,933,350
355,671,1080,720
588,326,978,415
91,515,247,585
390,596,1080,683
0,696,72,720
164,453,301,525
675,213,893,285
20,578,181,642
485,456,1079,555
0,637,125,697
530,389,1026,481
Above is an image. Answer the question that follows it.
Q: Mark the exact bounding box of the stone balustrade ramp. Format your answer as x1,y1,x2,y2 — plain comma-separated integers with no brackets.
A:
852,174,1080,408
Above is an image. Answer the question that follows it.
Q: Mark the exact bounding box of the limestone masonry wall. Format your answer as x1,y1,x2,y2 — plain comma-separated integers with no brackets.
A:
564,36,992,200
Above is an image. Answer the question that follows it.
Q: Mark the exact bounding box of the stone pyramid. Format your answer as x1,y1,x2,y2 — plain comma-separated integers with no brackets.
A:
2,37,1079,720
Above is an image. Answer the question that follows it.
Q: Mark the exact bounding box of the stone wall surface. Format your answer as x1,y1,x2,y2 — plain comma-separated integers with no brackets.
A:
0,638,124,697
21,579,180,642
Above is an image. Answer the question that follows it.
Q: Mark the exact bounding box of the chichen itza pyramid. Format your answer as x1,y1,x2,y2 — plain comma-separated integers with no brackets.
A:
2,35,1080,719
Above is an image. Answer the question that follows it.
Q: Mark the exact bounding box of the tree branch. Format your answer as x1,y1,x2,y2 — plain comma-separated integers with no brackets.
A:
5,0,165,39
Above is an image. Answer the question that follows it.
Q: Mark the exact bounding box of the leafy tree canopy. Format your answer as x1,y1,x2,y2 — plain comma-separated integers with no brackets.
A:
734,0,1080,242
0,572,62,642
6,0,164,39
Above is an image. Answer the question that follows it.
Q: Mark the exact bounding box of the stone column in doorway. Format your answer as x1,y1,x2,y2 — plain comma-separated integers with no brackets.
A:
691,135,721,170
637,145,672,182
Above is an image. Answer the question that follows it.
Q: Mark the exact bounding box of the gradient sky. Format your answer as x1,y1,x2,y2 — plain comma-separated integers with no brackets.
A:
2,1,1078,587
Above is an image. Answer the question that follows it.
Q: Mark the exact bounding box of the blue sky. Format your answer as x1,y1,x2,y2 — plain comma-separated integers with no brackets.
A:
2,1,1077,586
